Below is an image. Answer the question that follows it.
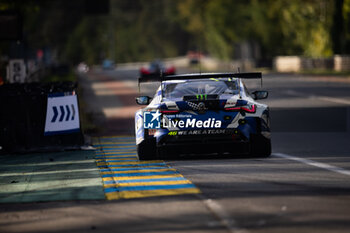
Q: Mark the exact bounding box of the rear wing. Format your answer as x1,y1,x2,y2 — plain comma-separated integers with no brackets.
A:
138,72,263,92
138,72,262,83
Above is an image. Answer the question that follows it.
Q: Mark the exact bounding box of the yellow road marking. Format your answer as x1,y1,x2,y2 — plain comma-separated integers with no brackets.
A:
97,160,164,166
102,174,184,182
95,152,136,155
96,156,137,159
96,157,138,162
104,180,192,188
100,168,177,175
99,164,167,169
105,188,200,200
95,136,201,200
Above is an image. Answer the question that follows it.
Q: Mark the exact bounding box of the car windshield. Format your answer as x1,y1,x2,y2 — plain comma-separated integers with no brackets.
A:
149,61,164,71
162,79,239,99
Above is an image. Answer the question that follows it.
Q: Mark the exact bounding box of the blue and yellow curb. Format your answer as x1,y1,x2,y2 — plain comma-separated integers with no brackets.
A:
94,136,200,200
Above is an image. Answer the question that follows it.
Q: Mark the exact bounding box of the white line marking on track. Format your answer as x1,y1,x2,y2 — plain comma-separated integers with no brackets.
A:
285,90,350,105
198,194,249,233
315,96,350,105
273,153,350,176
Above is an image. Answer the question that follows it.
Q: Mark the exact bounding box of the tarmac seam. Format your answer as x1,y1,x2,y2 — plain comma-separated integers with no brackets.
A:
197,193,249,233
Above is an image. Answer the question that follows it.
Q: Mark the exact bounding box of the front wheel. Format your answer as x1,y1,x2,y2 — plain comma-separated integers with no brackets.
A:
250,134,271,158
137,138,157,160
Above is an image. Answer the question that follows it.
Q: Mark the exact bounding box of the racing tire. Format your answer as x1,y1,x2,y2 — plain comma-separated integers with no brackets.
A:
137,138,156,160
250,134,271,158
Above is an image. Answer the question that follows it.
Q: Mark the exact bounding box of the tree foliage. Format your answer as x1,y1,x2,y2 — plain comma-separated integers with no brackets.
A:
1,0,350,64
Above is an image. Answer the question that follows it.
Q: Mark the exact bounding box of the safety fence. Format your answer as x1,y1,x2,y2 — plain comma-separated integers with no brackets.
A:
0,82,84,154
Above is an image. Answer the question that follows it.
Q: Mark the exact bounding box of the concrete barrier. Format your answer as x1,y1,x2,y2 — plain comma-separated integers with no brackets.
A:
273,56,301,72
334,55,350,71
163,56,188,67
301,58,333,70
274,55,349,72
114,56,254,72
114,55,350,73
115,56,189,70
198,57,255,72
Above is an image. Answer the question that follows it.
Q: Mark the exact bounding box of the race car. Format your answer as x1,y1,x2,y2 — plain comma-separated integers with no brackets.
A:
135,72,271,160
140,60,175,78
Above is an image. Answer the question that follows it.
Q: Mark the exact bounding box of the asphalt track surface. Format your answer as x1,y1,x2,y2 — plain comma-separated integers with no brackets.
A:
1,68,350,233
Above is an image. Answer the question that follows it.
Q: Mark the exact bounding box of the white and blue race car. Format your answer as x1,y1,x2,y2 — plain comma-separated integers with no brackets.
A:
135,72,271,160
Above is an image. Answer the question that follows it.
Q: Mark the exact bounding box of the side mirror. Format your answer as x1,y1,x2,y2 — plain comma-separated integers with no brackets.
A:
136,96,152,105
252,91,268,100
